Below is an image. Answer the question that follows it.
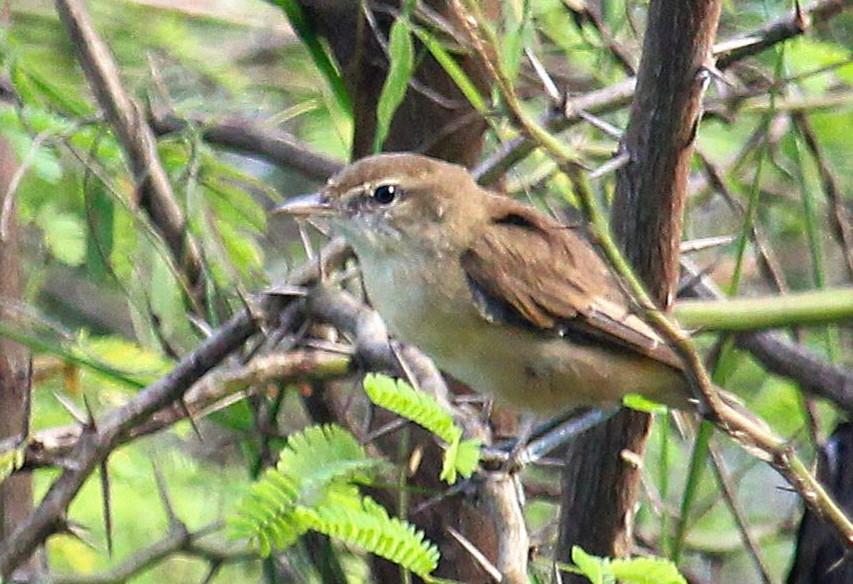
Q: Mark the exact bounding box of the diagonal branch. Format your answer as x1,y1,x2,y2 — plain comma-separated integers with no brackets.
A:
473,0,850,185
149,111,345,182
0,301,260,577
0,237,356,577
54,0,203,295
45,522,255,584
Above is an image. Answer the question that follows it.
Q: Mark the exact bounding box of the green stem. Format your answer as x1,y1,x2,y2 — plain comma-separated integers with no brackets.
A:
674,288,853,331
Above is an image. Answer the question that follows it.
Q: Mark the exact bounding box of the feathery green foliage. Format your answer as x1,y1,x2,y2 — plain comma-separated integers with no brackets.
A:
364,373,458,443
363,373,480,483
567,546,686,584
231,424,439,576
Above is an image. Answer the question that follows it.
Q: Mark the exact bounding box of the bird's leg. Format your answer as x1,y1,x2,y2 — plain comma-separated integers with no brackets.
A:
495,407,621,469
506,413,540,470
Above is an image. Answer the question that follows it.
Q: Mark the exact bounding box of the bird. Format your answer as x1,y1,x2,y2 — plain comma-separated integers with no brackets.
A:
275,152,696,414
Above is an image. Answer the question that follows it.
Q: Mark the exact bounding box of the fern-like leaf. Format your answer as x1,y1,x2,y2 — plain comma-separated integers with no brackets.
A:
231,424,381,550
440,437,482,484
365,374,481,484
276,423,381,492
307,490,440,577
231,422,441,576
363,373,460,443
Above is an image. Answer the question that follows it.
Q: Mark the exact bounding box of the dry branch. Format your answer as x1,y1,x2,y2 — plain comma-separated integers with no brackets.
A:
149,111,345,182
54,0,203,298
0,236,347,576
473,0,850,185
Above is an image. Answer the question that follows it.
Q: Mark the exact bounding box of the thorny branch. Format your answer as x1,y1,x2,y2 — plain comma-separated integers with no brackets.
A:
473,0,850,184
45,522,255,584
3,349,352,471
54,0,204,304
1,0,850,579
452,0,853,553
0,240,349,577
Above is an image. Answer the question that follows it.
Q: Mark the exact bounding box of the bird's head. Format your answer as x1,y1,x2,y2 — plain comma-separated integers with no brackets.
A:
274,153,484,256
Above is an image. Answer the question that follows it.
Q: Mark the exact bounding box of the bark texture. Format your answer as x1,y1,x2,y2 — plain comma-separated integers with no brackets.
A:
0,138,35,578
558,0,723,577
297,2,499,581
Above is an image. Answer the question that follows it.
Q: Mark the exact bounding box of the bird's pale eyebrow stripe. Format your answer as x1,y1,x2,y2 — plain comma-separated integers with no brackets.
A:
354,179,402,195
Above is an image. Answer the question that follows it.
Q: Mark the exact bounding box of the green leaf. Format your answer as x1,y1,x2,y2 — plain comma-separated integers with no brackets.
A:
84,182,115,281
570,546,612,584
0,446,25,486
372,18,414,152
203,173,267,234
36,206,85,266
0,321,148,389
0,109,63,184
411,26,488,115
610,556,687,584
275,424,381,493
452,438,481,479
215,219,265,280
440,437,481,484
232,424,439,576
500,2,533,83
623,393,668,414
268,0,352,117
364,374,479,484
10,60,93,117
363,374,460,444
308,492,440,577
568,547,687,584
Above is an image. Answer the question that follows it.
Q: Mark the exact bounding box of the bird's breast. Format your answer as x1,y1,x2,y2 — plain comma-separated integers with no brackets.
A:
356,248,686,413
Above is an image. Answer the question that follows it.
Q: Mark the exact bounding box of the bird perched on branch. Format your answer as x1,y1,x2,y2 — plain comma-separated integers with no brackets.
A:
276,153,696,413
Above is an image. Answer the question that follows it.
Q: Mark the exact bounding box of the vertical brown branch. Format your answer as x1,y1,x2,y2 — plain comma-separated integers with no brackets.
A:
295,2,504,581
557,0,723,575
0,138,35,579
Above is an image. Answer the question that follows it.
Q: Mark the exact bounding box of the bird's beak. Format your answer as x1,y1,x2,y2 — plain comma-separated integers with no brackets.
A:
272,192,336,217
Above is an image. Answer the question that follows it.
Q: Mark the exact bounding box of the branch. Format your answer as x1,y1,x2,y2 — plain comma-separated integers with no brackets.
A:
714,0,850,69
54,0,204,301
303,285,529,582
149,111,345,182
44,523,254,584
0,303,259,577
7,349,350,471
681,260,853,414
453,0,853,556
0,238,353,577
473,0,850,185
673,288,853,331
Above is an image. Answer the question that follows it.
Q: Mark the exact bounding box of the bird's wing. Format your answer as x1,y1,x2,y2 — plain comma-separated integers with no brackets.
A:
460,202,684,370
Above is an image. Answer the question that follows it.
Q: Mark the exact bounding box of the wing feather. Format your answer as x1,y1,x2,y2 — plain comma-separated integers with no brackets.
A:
461,202,684,370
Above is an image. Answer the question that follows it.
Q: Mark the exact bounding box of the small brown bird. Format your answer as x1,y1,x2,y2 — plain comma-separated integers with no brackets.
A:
277,153,693,413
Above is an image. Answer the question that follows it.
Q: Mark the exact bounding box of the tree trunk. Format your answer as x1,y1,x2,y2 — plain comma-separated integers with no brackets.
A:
558,0,723,578
297,2,498,581
0,138,35,579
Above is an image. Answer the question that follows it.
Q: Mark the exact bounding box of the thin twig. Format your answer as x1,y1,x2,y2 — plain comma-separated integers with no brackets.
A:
0,241,351,576
44,523,254,584
708,442,774,584
149,111,344,182
791,112,853,281
472,0,849,185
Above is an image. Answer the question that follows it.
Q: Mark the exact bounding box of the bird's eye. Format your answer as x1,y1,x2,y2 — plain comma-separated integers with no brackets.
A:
371,184,398,205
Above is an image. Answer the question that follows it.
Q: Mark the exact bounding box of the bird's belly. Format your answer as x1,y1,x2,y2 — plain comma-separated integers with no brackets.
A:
360,255,686,412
